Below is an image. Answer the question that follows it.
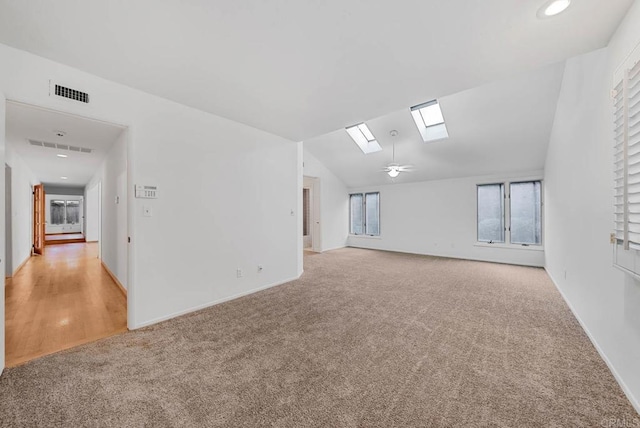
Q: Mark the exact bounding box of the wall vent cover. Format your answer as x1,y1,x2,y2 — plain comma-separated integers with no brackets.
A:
54,84,89,103
28,139,93,154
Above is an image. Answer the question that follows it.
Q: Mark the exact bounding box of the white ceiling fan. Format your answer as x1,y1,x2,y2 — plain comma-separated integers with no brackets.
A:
382,130,412,179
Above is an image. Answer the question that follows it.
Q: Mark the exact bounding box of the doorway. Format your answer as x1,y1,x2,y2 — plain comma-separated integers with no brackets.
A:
4,164,11,277
4,100,129,367
303,176,321,253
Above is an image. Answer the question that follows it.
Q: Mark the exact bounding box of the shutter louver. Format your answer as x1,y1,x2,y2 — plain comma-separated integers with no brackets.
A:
614,60,640,250
628,61,640,248
614,78,626,243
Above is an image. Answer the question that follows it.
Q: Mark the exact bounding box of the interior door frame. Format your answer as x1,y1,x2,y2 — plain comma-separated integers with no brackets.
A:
32,184,45,255
303,176,322,252
4,98,134,331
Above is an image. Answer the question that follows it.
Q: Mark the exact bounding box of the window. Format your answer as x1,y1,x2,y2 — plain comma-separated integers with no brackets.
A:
345,123,382,154
50,199,81,225
613,59,640,250
510,181,542,245
350,192,380,236
66,200,80,224
410,100,449,142
477,181,542,246
477,184,505,243
50,200,66,225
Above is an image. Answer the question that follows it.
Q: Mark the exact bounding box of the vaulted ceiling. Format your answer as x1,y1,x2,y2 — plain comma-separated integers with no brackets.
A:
305,61,565,188
0,0,633,142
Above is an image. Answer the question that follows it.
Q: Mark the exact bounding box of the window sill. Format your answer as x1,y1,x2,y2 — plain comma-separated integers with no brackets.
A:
349,234,382,240
473,242,544,252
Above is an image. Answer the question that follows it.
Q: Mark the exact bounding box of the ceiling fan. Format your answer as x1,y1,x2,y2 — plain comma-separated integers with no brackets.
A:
382,130,412,179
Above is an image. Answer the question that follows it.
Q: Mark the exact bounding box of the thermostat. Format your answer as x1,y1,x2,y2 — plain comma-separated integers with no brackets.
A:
135,185,158,199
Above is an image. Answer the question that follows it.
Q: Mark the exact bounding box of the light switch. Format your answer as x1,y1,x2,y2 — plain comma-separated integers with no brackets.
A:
143,205,152,217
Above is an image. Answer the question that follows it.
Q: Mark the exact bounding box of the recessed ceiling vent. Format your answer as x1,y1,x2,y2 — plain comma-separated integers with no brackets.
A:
54,84,89,103
28,139,92,154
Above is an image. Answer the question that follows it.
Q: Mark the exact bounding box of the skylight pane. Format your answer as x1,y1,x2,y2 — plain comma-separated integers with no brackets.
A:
346,123,382,154
424,123,449,142
358,124,375,142
410,99,449,143
419,103,444,126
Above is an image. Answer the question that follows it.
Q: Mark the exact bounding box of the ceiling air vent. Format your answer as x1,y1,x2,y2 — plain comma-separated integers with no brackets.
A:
28,139,93,154
54,84,89,103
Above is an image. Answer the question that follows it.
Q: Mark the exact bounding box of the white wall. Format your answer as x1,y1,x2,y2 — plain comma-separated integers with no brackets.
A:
544,1,640,411
1,92,6,373
0,43,301,337
348,171,545,267
4,149,38,274
85,182,99,242
44,194,83,234
86,131,127,287
302,148,349,252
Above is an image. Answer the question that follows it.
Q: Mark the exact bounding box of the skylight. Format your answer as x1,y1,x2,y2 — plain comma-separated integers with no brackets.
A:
410,100,449,142
346,123,382,154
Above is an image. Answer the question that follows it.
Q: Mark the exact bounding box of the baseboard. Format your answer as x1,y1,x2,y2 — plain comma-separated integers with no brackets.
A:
133,273,302,329
8,254,31,278
101,261,127,297
347,244,544,268
85,240,98,243
319,245,347,253
544,267,640,415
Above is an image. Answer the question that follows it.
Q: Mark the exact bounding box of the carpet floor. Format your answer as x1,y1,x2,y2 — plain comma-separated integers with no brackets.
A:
1,248,637,427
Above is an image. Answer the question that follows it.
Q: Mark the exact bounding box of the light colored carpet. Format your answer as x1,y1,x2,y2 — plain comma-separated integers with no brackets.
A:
1,248,637,427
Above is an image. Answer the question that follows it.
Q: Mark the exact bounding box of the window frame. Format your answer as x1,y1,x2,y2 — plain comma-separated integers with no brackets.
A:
349,191,381,237
475,179,544,249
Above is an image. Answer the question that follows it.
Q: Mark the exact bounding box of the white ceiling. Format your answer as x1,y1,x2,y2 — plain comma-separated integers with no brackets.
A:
6,102,124,187
305,61,566,188
0,0,632,141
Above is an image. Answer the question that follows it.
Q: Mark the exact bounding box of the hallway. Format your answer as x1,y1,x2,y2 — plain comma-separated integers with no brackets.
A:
5,243,127,367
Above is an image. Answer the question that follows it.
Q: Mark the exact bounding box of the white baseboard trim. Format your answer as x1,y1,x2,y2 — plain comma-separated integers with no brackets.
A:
545,267,640,415
132,274,302,330
347,245,544,268
319,245,346,253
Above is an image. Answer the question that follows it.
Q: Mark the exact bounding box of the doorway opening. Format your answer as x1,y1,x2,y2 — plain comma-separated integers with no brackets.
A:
303,176,321,253
4,100,129,367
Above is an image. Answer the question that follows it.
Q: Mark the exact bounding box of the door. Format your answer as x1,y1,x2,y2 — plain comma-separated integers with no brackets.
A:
33,184,45,255
302,188,312,248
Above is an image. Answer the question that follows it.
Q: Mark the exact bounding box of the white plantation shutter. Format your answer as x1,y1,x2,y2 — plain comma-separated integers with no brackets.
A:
614,76,626,244
614,60,640,250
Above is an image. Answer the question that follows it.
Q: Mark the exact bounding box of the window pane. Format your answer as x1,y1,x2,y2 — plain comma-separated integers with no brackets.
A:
51,200,66,225
477,184,505,243
365,192,380,236
66,200,80,224
510,181,542,245
350,194,364,235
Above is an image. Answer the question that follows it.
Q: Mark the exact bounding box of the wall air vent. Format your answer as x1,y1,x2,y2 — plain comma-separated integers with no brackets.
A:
54,84,89,103
28,139,93,154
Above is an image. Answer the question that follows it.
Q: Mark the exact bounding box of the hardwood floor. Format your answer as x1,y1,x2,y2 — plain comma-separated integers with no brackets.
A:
5,243,127,367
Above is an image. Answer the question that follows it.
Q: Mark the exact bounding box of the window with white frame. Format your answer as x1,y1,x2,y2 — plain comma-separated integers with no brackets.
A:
50,199,81,225
350,192,380,236
477,181,542,246
611,48,640,278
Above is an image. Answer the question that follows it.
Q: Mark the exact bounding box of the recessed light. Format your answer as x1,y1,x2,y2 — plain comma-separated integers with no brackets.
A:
538,0,571,18
57,154,68,158
60,176,68,180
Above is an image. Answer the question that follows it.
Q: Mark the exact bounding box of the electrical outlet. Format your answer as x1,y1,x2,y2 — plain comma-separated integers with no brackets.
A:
258,265,263,273
236,268,243,278
610,233,616,244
